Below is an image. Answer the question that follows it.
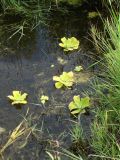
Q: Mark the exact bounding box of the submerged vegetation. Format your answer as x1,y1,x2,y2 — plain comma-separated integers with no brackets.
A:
74,66,83,72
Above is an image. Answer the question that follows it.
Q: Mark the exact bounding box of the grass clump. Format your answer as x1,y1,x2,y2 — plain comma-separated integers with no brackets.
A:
0,109,43,158
90,109,120,159
89,1,120,159
69,123,89,158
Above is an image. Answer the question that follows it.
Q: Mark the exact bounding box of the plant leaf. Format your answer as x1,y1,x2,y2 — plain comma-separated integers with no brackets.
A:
67,71,74,77
61,37,67,43
68,95,90,115
13,91,21,97
80,97,90,108
21,93,28,99
12,100,27,105
59,37,80,52
68,102,76,111
71,109,85,115
53,71,74,89
40,95,49,104
59,43,64,47
7,95,15,101
55,82,63,89
7,91,28,105
73,95,81,106
71,109,81,115
53,76,60,81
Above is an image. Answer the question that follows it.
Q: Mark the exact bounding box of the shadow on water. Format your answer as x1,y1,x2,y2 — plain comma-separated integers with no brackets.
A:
0,6,102,159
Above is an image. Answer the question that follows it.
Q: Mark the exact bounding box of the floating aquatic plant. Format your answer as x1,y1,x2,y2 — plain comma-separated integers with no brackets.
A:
53,71,74,89
59,37,79,52
40,95,49,104
69,95,90,115
74,66,83,72
7,91,28,105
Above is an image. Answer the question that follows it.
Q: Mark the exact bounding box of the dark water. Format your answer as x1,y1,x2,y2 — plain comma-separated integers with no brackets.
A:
0,8,99,159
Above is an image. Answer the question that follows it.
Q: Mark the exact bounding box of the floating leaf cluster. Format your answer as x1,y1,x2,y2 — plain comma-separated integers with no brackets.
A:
69,95,90,115
7,35,91,116
59,37,79,52
40,95,49,104
7,91,28,105
53,71,74,89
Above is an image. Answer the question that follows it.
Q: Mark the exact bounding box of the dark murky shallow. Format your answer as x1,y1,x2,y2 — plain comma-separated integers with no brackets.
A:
0,8,100,159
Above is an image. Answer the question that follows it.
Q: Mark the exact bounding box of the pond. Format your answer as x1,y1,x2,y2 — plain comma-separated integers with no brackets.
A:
0,7,100,159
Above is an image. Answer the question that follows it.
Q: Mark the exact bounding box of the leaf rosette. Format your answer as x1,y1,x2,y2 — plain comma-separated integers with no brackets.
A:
53,71,74,89
69,95,90,115
7,91,28,105
40,95,49,104
59,37,80,52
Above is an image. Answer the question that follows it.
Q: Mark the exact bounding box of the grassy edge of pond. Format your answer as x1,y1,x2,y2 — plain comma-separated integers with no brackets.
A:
89,1,120,159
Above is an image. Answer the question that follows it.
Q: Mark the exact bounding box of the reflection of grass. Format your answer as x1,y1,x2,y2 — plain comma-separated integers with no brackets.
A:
0,0,49,39
1,0,47,23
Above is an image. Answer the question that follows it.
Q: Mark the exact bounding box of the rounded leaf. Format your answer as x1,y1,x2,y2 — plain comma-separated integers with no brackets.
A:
53,76,60,81
55,82,63,89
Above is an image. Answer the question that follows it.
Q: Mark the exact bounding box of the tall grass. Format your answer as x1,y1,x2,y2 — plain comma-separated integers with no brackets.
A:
90,1,120,159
